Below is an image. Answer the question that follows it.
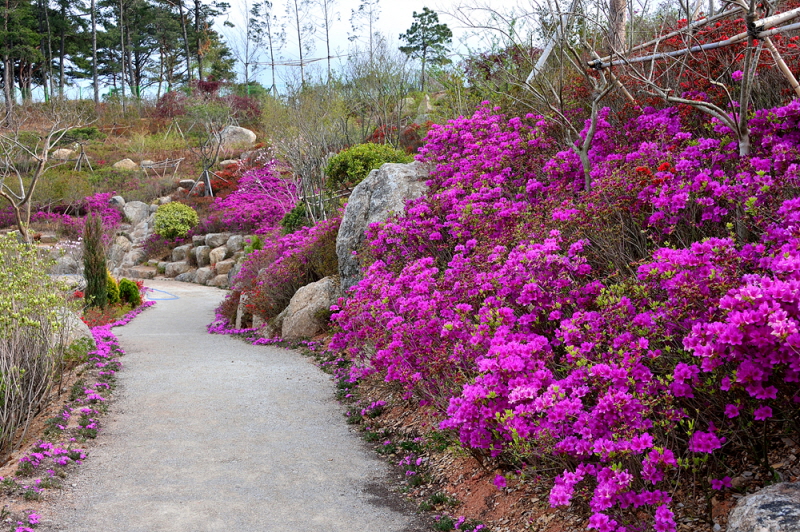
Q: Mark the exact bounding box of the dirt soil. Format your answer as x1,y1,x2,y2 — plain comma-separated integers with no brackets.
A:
10,280,426,532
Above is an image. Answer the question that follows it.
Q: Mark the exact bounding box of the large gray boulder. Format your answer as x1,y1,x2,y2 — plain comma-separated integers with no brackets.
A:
195,267,215,285
281,276,340,340
165,261,190,277
51,148,76,160
195,245,211,267
336,161,429,292
112,158,138,171
108,235,133,266
58,309,95,348
205,233,231,248
215,259,235,275
220,126,256,149
123,201,150,226
226,235,244,253
209,246,229,266
175,270,197,283
52,255,79,275
172,244,193,263
728,482,800,532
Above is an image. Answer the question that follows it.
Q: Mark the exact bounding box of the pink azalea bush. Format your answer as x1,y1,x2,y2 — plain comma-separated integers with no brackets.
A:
215,218,340,327
330,102,800,531
210,159,298,234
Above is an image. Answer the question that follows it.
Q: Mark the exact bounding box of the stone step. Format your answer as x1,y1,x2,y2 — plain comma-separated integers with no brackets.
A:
124,265,157,280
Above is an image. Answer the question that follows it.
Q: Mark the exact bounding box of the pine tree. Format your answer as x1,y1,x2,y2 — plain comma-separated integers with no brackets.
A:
398,7,452,91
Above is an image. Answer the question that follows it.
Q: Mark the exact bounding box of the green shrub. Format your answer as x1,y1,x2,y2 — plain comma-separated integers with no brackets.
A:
63,126,105,143
106,271,120,304
280,203,310,234
324,143,413,189
0,233,71,456
243,235,263,255
118,278,141,306
154,202,199,239
83,213,107,308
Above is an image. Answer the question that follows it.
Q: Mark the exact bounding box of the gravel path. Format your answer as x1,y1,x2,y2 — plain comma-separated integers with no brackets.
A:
41,280,423,532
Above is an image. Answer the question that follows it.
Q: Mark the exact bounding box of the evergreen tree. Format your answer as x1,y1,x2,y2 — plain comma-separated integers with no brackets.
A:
398,7,452,91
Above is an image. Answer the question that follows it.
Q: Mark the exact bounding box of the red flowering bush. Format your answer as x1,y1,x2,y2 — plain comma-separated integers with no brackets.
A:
330,101,800,531
215,218,340,327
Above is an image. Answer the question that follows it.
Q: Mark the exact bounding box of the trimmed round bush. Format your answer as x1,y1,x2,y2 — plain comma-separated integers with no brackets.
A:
106,271,120,305
118,278,142,307
154,202,199,240
324,143,413,190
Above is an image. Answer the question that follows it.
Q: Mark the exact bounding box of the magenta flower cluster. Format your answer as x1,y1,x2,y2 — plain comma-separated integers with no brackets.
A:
330,101,800,531
215,218,341,324
211,159,298,234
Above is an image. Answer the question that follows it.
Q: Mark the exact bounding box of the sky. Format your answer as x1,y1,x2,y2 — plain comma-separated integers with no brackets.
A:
219,0,488,88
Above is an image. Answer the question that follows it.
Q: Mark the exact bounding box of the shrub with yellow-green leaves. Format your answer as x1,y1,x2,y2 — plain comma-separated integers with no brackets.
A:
0,233,73,457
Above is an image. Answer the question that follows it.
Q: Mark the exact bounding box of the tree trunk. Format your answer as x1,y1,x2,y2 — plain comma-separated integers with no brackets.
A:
178,0,192,80
194,0,203,81
92,0,99,104
3,0,12,124
608,0,627,55
292,0,304,85
59,2,66,96
119,0,127,113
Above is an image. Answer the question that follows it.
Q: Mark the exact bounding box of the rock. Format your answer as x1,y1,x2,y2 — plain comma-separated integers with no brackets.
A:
50,274,86,291
157,196,172,205
281,276,340,340
53,255,79,275
252,315,265,329
51,148,76,160
215,259,235,275
157,261,168,273
220,125,256,149
112,158,138,171
417,94,435,117
126,265,156,280
219,159,239,167
58,309,95,348
195,267,215,285
728,482,800,532
164,261,190,277
210,274,229,288
195,246,211,267
192,235,206,247
123,201,150,226
108,235,133,266
179,179,196,189
235,294,251,329
109,195,126,208
141,159,155,167
172,244,193,262
175,270,197,283
149,204,158,214
337,161,429,292
39,233,58,244
226,235,244,253
205,233,231,248
209,246,228,266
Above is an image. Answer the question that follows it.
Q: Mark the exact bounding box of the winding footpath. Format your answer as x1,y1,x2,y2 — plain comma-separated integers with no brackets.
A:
42,280,423,532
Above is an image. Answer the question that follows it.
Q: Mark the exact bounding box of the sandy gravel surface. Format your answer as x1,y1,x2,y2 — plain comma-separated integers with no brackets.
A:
40,280,423,532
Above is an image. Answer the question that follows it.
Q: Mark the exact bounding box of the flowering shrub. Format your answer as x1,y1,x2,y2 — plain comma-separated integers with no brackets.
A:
210,159,298,234
330,101,800,531
216,218,340,327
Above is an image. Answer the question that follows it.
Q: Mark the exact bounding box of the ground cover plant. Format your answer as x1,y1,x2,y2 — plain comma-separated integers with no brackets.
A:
329,99,800,531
